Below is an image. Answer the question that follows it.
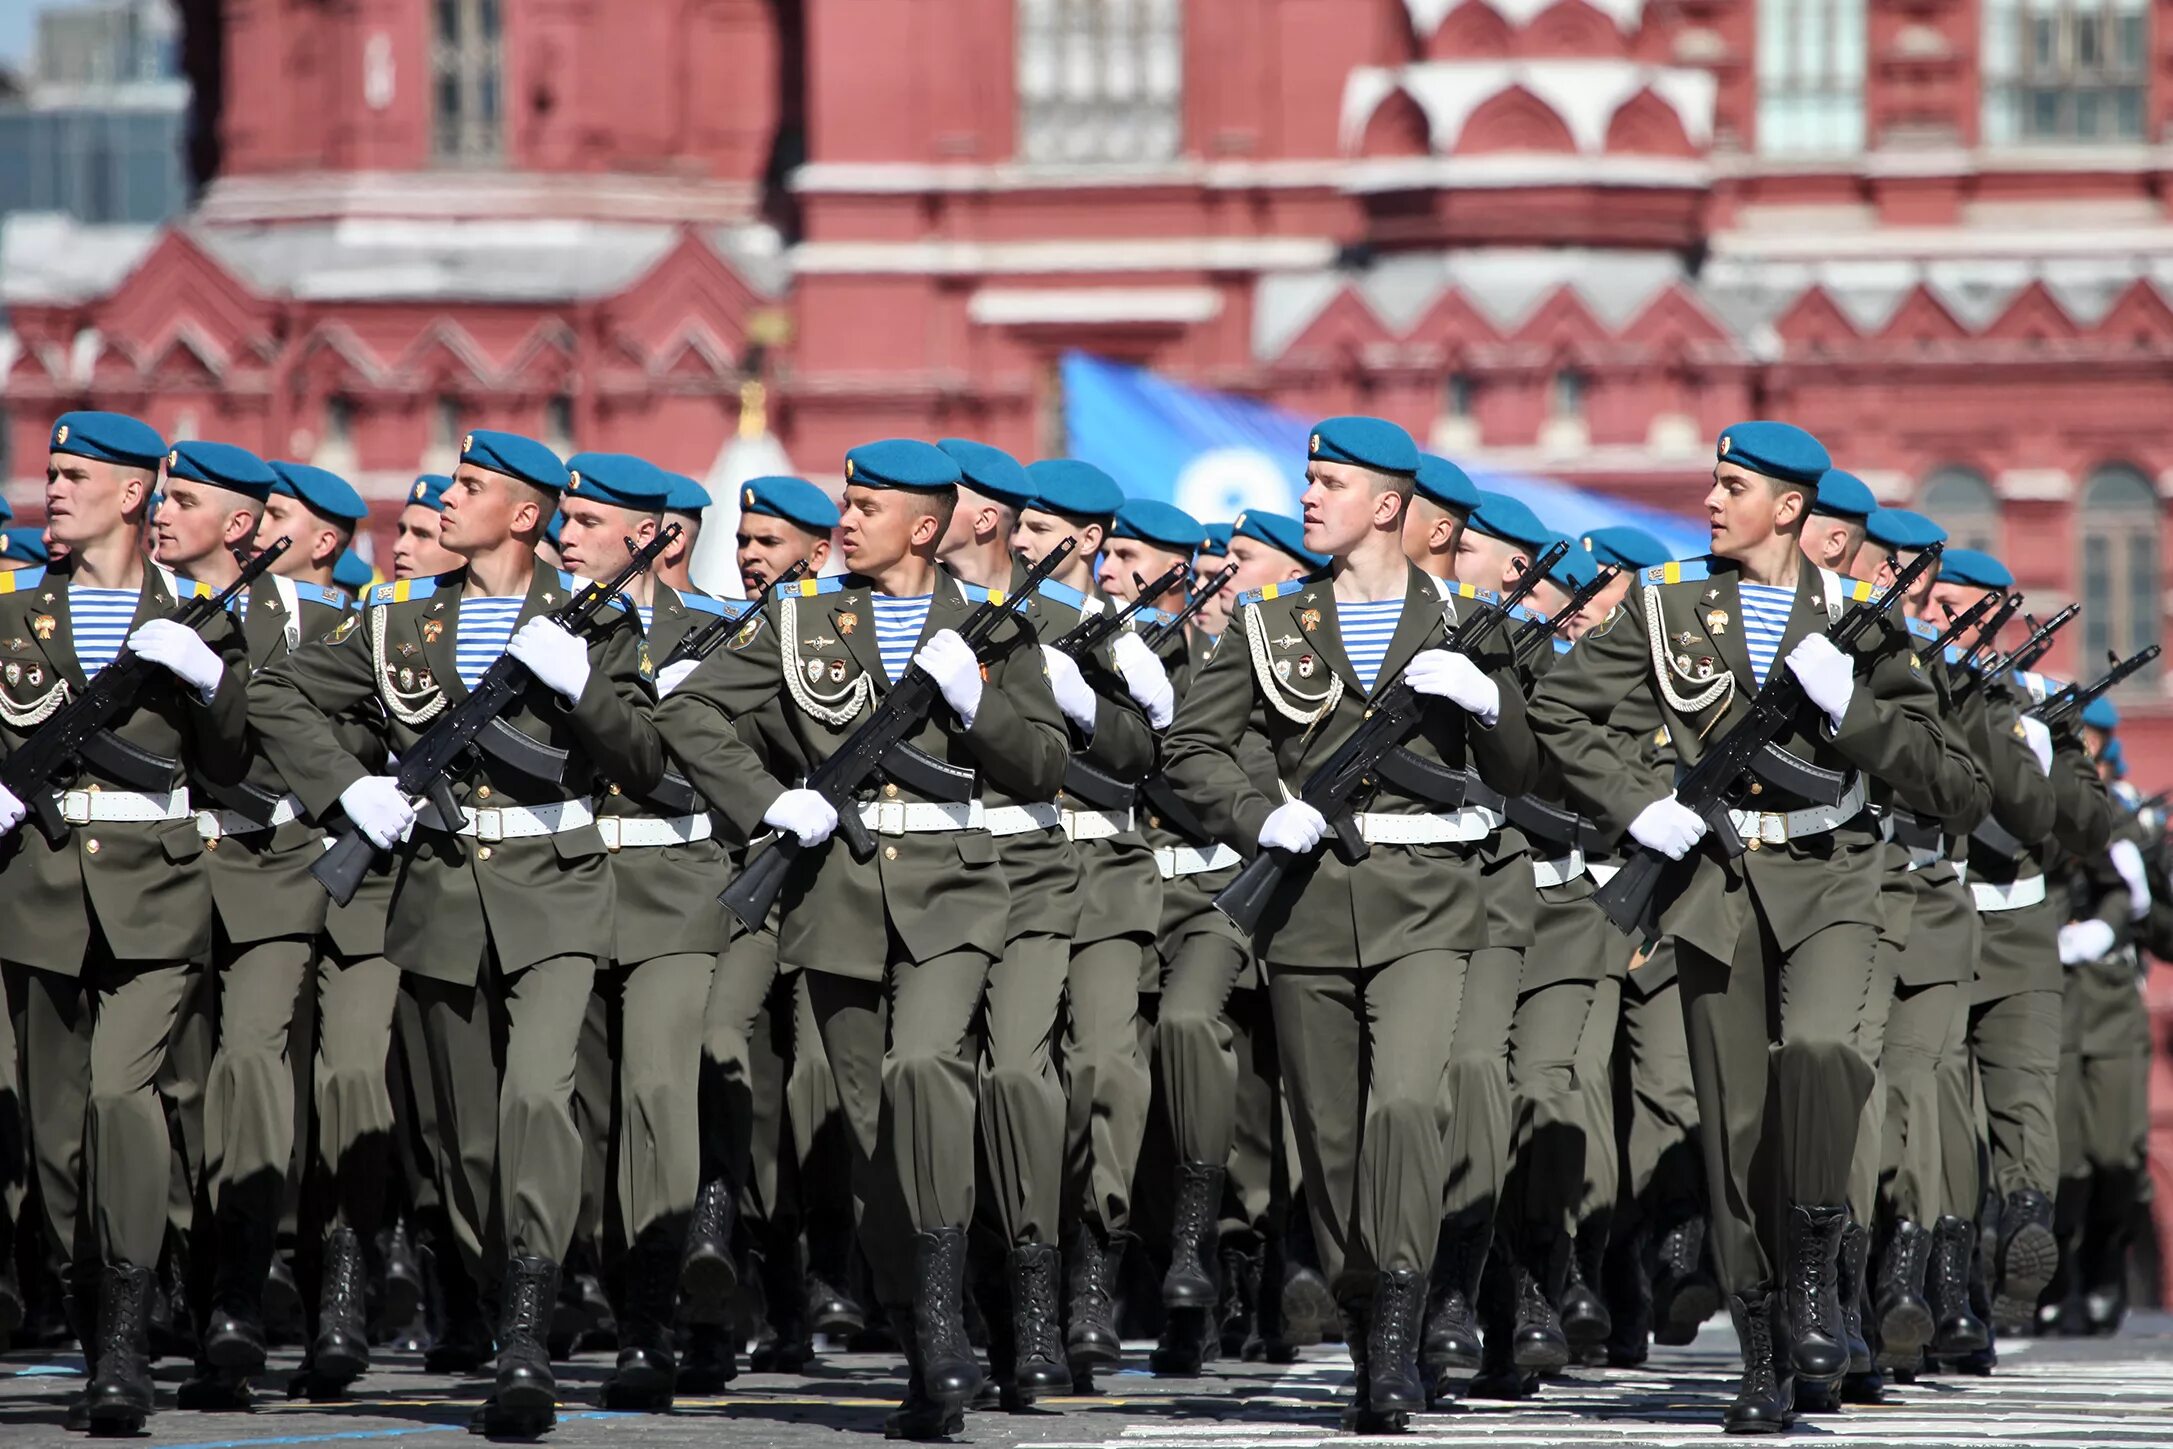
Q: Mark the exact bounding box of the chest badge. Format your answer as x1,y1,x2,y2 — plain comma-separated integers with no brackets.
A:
837,612,859,636
32,615,56,641
1674,630,1698,649
3,663,16,686
1273,633,1300,649
1705,609,1729,635
1298,608,1321,634
802,633,837,652
805,657,825,684
422,619,445,644
830,659,849,683
397,642,419,658
1275,658,1293,680
1298,654,1316,678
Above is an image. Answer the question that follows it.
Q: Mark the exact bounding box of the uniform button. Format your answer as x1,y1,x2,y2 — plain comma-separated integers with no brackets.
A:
86,782,102,794
1746,837,1762,852
1364,707,1375,719
609,783,622,796
205,837,219,851
476,785,492,800
85,838,100,855
883,783,899,799
883,845,898,861
478,846,494,861
1748,781,1763,797
1148,815,1161,829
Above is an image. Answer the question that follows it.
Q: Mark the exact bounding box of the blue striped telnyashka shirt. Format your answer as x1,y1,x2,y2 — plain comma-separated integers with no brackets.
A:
71,588,138,675
638,605,654,633
455,598,526,690
1338,598,1404,692
871,594,932,682
1739,582,1793,687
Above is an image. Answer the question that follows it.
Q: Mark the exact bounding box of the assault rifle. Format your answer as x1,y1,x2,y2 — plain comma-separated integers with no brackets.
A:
1592,544,1943,938
1051,563,1188,659
2030,646,2161,729
1510,565,1620,669
1212,539,1568,933
661,561,806,668
3,538,289,845
310,525,679,907
718,537,1077,932
1959,603,2076,698
1140,564,1237,652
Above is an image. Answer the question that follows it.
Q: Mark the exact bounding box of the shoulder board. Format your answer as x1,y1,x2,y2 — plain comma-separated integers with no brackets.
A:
1641,559,1710,586
2012,669,2055,703
1943,644,1965,666
290,580,349,611
1133,605,1175,630
0,567,47,595
774,574,847,599
959,582,994,604
1035,578,1087,611
556,570,579,593
1237,571,1328,608
1837,577,1883,606
677,591,731,617
1441,580,1500,604
1507,603,1546,626
369,576,438,606
566,573,635,614
1904,616,1937,642
184,580,220,601
1552,634,1574,655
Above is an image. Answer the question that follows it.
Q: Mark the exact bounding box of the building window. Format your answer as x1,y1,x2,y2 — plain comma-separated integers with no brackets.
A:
2078,464,2159,685
1551,369,1587,419
1444,374,1474,419
324,395,354,450
543,395,575,455
432,0,504,163
1755,0,1867,153
433,396,462,451
1921,466,2000,556
1017,0,1184,164
1985,0,2147,144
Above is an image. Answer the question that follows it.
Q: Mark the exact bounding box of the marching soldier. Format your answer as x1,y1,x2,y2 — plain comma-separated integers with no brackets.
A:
248,430,662,1434
392,475,462,581
1193,523,1236,639
1795,468,1875,575
658,473,710,597
1,412,253,1432
1163,416,1537,1428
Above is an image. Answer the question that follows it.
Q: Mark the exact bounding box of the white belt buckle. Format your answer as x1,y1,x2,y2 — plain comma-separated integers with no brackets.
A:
197,811,222,842
472,806,504,843
597,817,622,853
872,800,905,836
61,790,92,826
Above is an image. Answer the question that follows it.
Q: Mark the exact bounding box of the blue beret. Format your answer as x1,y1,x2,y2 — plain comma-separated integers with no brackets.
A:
461,429,571,492
1938,547,2013,590
1580,525,1669,570
2,527,49,566
564,452,672,511
843,438,960,492
2082,696,2120,731
1198,523,1234,556
0,491,10,523
543,510,565,549
1545,538,1600,591
1110,498,1204,552
1467,490,1553,551
1413,454,1480,513
1717,421,1829,487
405,474,453,512
50,410,166,469
739,475,840,534
269,461,367,523
1308,416,1418,476
936,439,1035,511
332,548,375,593
1864,507,1946,551
2102,737,2127,778
1231,509,1328,570
663,473,711,516
1810,468,1876,520
167,440,277,502
1025,459,1124,521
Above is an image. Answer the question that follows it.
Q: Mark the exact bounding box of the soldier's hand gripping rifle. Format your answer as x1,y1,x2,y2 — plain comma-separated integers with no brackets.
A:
2030,645,2162,728
3,537,290,845
661,562,807,669
1592,543,1942,938
1050,563,1188,660
1213,539,1569,934
1141,563,1238,652
310,525,680,907
718,537,1077,932
1510,565,1621,669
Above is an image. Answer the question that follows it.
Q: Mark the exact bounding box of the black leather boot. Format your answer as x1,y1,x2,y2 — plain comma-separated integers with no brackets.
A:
600,1235,680,1411
1651,1212,1720,1345
1927,1214,1989,1357
310,1226,370,1388
1422,1223,1485,1384
1009,1244,1068,1399
1337,1295,1401,1431
1064,1220,1124,1388
884,1305,964,1441
1784,1204,1848,1381
84,1262,158,1434
1368,1267,1426,1417
909,1227,982,1414
376,1218,425,1343
1248,1227,1297,1364
264,1252,304,1346
806,1269,868,1339
1467,1253,1536,1401
1559,1231,1611,1356
423,1243,493,1373
750,1237,812,1372
1837,1219,1883,1403
1990,1187,2056,1334
1603,1224,1654,1368
202,1209,272,1374
1511,1235,1570,1373
477,1255,559,1435
1874,1218,1934,1365
680,1177,738,1324
1219,1240,1258,1359
1723,1286,1794,1434
1162,1161,1223,1309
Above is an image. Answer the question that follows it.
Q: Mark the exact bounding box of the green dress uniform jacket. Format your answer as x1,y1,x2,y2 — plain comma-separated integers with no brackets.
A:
0,562,252,973
1161,563,1538,968
1528,557,1954,964
247,560,662,983
1875,628,1994,983
651,566,1070,981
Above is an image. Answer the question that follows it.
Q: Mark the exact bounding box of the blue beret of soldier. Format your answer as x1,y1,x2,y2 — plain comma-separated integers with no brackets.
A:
1232,509,1327,570
1413,453,1480,513
1716,421,1829,488
1864,507,1946,551
1110,498,1204,553
1580,525,1669,569
740,475,840,534
663,473,711,516
936,439,1035,511
269,461,368,523
1939,547,2013,590
1308,416,1419,476
1,528,49,566
2082,696,2120,732
0,491,11,523
1810,468,1877,521
564,452,672,511
332,548,374,593
461,429,571,492
1546,538,1600,591
543,510,565,549
406,474,453,512
50,410,167,469
167,440,278,502
1198,523,1233,557
1025,459,1124,522
1467,490,1553,551
844,439,960,492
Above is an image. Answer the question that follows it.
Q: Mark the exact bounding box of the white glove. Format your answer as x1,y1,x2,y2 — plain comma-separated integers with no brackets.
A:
0,781,24,839
1258,799,1328,855
338,776,417,851
507,617,592,705
762,787,839,847
915,629,984,729
2108,838,2153,921
1112,633,1176,730
2018,715,2054,776
1041,646,1099,735
1405,649,1500,727
1629,793,1709,862
2058,918,2117,965
655,659,700,698
1784,633,1855,730
128,618,224,698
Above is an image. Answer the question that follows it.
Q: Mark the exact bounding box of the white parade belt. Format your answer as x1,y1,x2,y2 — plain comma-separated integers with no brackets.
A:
1352,807,1495,846
596,814,713,851
1728,776,1867,846
1062,806,1133,842
859,799,986,835
197,792,304,840
1972,873,2047,913
59,786,192,824
1531,847,1586,889
1587,860,1621,887
1156,842,1241,879
417,797,597,841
